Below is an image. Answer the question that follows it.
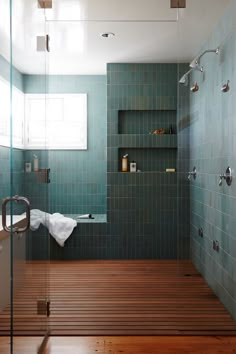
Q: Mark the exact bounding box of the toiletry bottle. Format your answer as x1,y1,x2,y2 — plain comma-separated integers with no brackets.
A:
33,154,39,172
121,154,128,172
169,125,173,134
130,161,137,172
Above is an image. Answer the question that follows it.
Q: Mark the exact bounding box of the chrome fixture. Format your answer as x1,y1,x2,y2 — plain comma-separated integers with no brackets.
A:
179,66,203,85
46,34,50,52
188,167,197,181
1,195,30,233
36,35,50,52
219,166,232,186
190,48,219,69
190,82,199,92
179,68,193,85
221,80,230,93
213,240,220,252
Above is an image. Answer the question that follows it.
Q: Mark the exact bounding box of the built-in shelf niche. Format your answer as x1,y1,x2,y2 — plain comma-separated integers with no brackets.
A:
118,110,176,135
117,134,177,148
118,148,177,172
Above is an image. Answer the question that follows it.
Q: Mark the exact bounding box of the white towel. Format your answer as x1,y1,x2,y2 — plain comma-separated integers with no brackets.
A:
29,209,77,247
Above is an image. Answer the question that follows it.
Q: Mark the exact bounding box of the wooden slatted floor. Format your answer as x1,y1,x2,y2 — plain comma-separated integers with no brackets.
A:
2,336,236,354
1,260,236,336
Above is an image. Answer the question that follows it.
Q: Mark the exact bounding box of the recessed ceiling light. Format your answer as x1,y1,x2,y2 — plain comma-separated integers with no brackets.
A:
101,32,115,38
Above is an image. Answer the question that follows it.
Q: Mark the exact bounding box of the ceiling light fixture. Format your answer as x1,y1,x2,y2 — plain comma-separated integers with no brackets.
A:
101,32,115,38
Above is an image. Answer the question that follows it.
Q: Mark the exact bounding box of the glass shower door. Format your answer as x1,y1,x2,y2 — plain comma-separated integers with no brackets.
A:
0,0,50,352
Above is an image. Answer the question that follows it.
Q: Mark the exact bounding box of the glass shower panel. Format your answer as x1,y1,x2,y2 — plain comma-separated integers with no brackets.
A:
177,0,236,332
0,0,12,348
0,0,50,352
12,1,50,351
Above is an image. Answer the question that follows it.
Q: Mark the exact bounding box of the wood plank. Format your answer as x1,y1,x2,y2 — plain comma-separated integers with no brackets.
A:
1,336,236,354
0,260,236,336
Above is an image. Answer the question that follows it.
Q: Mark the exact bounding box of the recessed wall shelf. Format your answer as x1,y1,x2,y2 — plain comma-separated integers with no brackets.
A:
118,110,176,135
116,134,177,148
118,148,177,172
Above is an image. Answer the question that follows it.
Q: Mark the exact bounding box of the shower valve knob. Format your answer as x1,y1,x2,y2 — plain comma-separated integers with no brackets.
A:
187,167,197,181
219,167,232,186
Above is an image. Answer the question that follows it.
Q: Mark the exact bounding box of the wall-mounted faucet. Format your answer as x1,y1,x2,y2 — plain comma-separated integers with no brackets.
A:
188,167,197,181
219,166,232,186
221,80,230,93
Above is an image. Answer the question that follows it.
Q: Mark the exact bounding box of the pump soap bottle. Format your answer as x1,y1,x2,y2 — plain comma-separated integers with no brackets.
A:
121,154,128,172
33,154,39,172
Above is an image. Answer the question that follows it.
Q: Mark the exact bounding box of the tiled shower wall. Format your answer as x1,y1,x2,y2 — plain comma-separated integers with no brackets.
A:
0,66,107,216
30,63,189,260
107,63,181,259
189,1,236,318
23,75,107,214
1,56,190,260
177,63,191,259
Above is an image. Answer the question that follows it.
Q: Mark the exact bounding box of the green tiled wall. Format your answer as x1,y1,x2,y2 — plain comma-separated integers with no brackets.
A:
177,63,191,258
107,63,181,259
186,1,236,319
23,75,107,214
29,63,182,260
0,147,24,214
118,110,176,134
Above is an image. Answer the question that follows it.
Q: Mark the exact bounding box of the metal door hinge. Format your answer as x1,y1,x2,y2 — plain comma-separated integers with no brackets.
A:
37,299,51,317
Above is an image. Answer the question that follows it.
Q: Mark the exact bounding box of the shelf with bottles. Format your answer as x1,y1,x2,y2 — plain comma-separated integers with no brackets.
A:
118,148,177,173
118,109,177,135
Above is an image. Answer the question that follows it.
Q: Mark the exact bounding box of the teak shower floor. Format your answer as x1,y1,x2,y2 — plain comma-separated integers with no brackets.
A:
1,260,236,336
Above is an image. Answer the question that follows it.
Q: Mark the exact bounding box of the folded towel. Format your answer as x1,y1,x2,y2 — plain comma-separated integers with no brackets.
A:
29,209,77,247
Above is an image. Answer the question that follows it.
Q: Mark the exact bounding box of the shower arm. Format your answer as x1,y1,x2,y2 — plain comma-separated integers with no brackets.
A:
190,48,219,68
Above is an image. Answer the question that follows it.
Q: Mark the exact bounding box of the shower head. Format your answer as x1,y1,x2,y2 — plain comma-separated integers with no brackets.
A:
190,47,219,69
179,68,193,85
190,82,199,92
179,65,203,85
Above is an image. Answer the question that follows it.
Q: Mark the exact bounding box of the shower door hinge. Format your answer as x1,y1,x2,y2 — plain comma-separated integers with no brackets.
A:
36,35,50,52
37,299,51,317
170,0,186,8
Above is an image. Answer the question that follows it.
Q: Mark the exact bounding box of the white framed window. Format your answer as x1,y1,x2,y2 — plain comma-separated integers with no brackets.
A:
25,93,87,150
0,77,24,149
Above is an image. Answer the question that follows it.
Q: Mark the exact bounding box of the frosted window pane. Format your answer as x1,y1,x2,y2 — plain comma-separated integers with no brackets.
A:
25,93,87,149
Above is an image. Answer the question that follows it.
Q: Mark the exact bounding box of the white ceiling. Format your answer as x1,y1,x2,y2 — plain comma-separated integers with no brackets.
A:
0,0,233,75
